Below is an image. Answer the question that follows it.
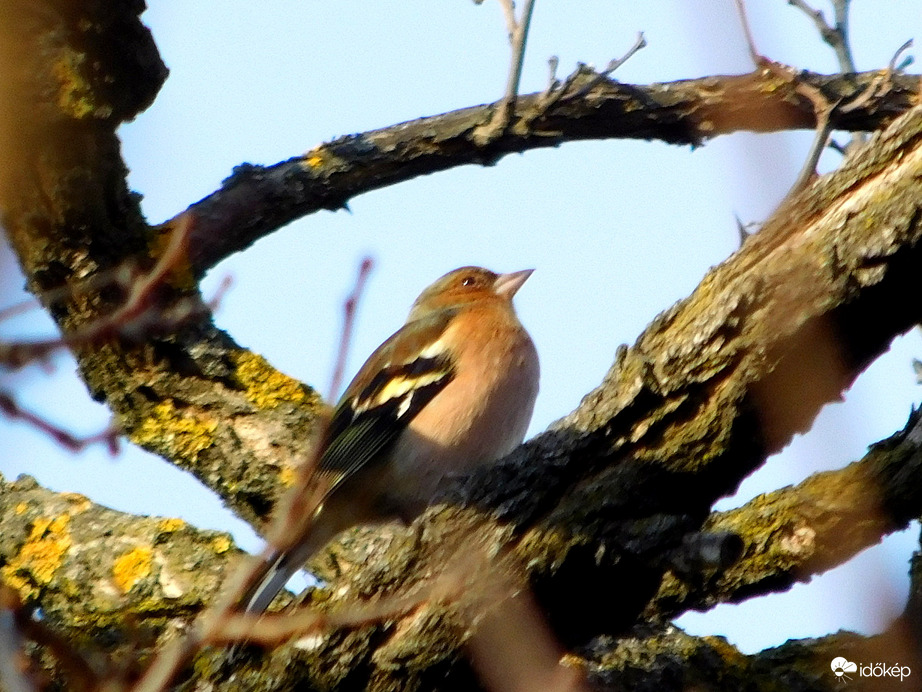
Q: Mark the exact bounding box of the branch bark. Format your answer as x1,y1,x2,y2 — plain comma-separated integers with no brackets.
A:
180,68,920,278
649,406,922,619
3,2,922,690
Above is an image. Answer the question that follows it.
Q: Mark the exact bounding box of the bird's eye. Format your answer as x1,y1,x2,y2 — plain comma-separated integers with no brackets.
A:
461,276,477,287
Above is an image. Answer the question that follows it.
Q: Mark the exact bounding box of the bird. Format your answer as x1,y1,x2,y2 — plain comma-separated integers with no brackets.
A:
242,266,540,615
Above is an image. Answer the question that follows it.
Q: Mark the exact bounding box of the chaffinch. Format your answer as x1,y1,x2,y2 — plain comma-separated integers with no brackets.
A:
245,266,539,614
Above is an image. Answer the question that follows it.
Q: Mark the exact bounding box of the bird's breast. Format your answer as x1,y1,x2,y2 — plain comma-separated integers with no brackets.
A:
386,314,539,509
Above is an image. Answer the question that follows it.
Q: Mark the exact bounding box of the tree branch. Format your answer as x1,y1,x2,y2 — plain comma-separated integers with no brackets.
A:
178,69,920,278
649,406,922,619
188,105,922,688
4,3,922,688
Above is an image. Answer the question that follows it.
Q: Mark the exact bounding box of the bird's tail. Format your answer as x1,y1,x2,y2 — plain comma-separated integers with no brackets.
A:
238,519,341,616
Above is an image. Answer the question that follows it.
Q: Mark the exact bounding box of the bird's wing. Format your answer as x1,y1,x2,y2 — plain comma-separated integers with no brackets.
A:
317,309,457,498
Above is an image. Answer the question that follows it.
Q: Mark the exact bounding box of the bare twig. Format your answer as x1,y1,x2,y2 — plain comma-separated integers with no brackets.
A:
1,586,96,692
0,591,35,692
542,55,559,99
501,0,537,116
788,0,873,150
888,38,914,72
557,32,647,105
496,0,516,41
212,578,439,646
0,216,231,370
734,0,763,66
0,391,120,454
791,107,835,192
472,0,538,145
0,298,41,325
535,32,647,119
327,256,374,403
788,0,857,73
133,407,334,691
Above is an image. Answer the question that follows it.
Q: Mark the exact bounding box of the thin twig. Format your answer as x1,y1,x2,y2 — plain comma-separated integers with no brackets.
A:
558,32,646,104
0,391,120,453
2,587,97,692
888,38,914,73
788,0,869,148
541,55,559,100
0,215,232,370
497,0,516,41
327,256,374,403
500,0,537,120
734,0,763,66
132,408,333,692
0,594,35,692
536,32,647,118
0,298,41,325
790,106,835,192
788,0,857,73
473,0,538,145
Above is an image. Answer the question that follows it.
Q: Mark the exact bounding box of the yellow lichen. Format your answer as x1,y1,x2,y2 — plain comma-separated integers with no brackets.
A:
233,351,310,409
112,546,153,593
14,502,27,515
1,514,72,601
158,518,186,533
51,50,104,120
279,465,297,487
129,400,218,465
212,536,232,554
304,145,325,168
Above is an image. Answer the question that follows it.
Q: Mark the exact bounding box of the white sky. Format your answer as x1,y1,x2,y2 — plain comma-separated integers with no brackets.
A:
2,0,921,655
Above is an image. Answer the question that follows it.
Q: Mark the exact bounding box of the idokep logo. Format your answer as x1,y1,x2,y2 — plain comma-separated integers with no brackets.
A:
830,657,911,684
831,657,857,682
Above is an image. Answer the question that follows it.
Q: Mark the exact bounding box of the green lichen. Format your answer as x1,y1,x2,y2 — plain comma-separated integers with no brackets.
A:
52,48,111,119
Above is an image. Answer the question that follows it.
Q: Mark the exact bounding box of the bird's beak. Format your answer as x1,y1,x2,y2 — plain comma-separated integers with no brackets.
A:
494,269,534,299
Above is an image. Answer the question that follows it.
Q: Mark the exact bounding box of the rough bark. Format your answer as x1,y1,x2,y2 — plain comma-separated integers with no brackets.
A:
2,1,922,690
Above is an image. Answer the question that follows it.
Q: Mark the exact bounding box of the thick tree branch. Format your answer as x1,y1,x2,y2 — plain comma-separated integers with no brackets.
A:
0,472,235,685
188,105,922,688
0,1,322,528
649,406,922,619
4,3,922,689
179,69,920,278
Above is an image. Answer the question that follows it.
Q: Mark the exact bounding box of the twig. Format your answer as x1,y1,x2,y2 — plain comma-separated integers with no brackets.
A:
472,0,538,145
888,38,914,73
0,216,231,370
790,105,834,192
211,580,437,645
558,32,646,104
0,390,120,454
788,0,871,149
536,32,647,117
132,409,334,692
0,298,41,325
497,0,516,41
734,0,763,66
788,0,857,73
501,0,537,119
327,256,374,403
1,587,97,692
0,593,35,692
541,55,559,100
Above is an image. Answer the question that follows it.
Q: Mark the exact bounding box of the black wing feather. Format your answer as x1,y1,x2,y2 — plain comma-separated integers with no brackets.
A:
318,350,455,497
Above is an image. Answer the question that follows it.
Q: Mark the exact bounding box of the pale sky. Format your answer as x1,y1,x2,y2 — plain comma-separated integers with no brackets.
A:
2,1,921,654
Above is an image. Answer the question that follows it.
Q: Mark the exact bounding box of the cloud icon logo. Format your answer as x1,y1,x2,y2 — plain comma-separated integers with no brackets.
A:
831,657,858,680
